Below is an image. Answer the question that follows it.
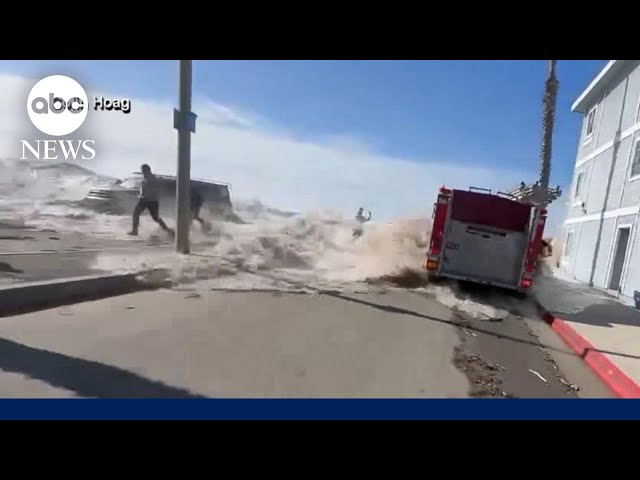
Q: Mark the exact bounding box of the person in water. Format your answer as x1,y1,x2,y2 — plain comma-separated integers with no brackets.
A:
191,187,205,226
356,207,371,223
353,207,372,238
128,164,175,237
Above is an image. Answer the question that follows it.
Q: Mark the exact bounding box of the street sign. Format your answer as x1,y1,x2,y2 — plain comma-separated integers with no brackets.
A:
173,108,197,133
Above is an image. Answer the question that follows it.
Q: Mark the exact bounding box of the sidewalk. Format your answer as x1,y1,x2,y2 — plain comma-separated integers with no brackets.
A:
533,268,640,398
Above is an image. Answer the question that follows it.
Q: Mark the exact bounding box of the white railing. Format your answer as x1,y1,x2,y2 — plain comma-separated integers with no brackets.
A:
131,172,232,190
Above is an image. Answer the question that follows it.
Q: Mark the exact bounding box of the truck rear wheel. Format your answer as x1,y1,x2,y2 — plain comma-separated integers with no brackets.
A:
427,272,442,284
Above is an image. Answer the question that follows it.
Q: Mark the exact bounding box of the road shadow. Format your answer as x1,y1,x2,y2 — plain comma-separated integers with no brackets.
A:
324,291,640,362
534,267,640,329
181,265,640,362
430,282,640,362
325,291,556,350
0,337,206,398
549,301,640,330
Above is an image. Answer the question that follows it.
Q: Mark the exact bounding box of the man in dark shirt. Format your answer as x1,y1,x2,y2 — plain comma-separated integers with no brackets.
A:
128,164,175,237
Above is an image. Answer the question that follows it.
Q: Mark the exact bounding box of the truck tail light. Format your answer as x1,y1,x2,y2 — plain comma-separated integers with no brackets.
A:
520,277,533,289
426,258,439,271
429,189,450,257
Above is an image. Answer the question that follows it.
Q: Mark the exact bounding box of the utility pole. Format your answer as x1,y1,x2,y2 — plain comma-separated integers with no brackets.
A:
508,60,561,207
174,60,197,254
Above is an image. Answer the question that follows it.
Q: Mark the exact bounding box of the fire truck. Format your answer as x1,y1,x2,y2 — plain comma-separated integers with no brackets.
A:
424,186,549,294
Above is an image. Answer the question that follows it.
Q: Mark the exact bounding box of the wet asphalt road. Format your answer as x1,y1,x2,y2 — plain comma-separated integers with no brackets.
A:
0,286,612,399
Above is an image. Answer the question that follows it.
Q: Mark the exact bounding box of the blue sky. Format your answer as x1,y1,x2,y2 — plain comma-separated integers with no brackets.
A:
0,59,608,230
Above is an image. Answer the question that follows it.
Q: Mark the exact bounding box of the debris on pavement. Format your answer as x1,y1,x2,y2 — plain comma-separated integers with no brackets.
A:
185,292,202,299
451,303,579,399
559,378,580,391
453,348,506,397
528,369,548,383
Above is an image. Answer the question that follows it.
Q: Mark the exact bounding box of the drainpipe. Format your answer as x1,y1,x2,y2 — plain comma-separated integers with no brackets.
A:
589,77,629,286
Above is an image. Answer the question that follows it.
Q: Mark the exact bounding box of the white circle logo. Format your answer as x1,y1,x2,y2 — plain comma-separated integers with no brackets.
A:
27,75,88,137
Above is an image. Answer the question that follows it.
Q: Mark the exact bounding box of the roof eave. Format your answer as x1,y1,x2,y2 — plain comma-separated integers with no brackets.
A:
571,61,618,114
571,61,640,113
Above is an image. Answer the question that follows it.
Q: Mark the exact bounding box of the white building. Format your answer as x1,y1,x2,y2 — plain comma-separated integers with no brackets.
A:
562,60,640,305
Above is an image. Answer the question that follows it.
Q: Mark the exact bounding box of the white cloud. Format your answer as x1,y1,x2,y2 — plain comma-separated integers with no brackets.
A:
0,72,552,224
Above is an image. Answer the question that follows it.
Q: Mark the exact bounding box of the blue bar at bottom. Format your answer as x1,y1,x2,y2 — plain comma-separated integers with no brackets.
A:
0,399,637,420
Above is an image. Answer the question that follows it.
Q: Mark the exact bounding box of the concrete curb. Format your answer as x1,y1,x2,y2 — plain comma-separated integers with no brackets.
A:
0,272,170,317
537,305,640,398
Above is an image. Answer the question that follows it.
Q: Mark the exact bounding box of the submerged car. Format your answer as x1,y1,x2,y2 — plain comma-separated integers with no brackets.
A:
83,172,234,218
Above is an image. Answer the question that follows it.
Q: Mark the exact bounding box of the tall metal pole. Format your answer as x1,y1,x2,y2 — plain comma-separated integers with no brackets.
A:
539,60,558,193
174,60,196,254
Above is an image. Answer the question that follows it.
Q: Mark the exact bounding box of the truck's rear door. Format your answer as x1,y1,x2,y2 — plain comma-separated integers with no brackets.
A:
439,190,532,288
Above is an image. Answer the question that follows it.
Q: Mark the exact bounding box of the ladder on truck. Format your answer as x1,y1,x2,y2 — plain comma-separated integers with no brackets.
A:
507,181,562,207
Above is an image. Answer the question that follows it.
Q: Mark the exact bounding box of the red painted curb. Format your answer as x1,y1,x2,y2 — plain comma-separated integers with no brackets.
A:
540,310,640,399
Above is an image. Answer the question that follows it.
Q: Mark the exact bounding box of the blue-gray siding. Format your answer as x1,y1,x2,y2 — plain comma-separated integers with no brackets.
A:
565,219,615,288
597,72,628,145
621,130,640,208
563,215,638,293
621,64,640,130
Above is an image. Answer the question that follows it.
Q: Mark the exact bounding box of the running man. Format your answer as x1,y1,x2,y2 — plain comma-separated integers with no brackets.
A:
128,164,175,237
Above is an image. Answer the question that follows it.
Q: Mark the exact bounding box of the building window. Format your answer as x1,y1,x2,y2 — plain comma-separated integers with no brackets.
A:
631,139,640,179
564,230,576,259
585,106,597,140
574,171,586,200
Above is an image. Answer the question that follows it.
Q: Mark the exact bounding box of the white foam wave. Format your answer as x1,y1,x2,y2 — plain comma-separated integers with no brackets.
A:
0,160,431,292
0,158,119,234
2,158,584,321
93,210,433,293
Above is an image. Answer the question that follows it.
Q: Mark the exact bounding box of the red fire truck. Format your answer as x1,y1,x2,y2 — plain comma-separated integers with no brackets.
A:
424,186,547,294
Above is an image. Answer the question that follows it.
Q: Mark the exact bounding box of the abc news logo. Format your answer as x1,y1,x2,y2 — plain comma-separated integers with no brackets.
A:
21,75,131,161
31,93,85,115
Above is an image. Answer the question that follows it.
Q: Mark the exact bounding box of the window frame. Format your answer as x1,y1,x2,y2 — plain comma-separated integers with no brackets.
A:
629,137,640,182
573,170,586,203
584,105,597,144
563,228,576,260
